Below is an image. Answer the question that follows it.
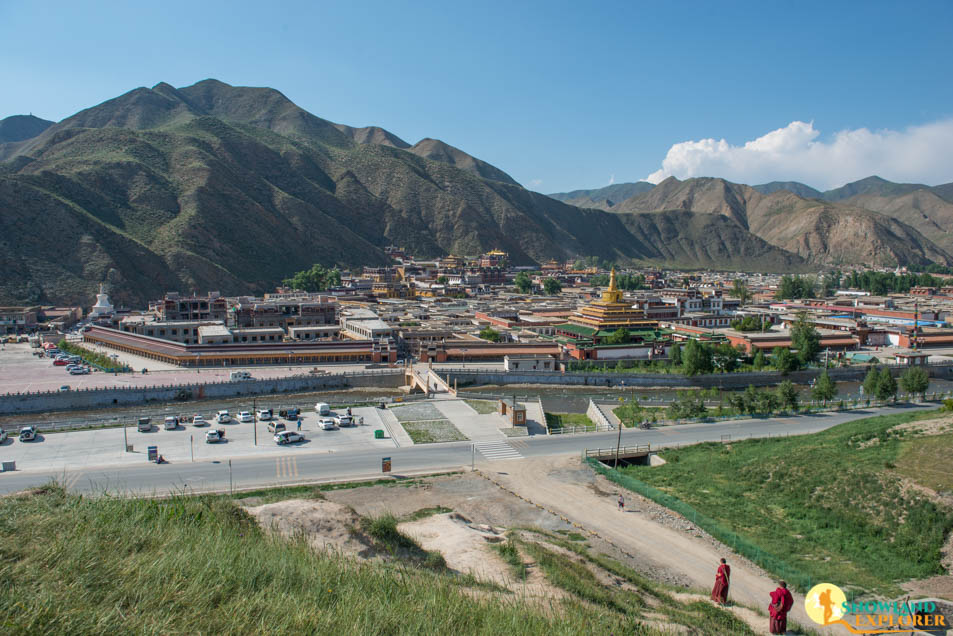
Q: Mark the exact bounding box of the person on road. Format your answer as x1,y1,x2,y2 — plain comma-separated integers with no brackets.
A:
617,494,624,512
296,419,301,431
710,558,730,605
769,580,794,634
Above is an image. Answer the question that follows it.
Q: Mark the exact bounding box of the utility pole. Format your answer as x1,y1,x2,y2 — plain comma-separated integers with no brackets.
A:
614,419,623,469
229,459,233,495
123,417,128,452
190,435,194,462
253,397,258,446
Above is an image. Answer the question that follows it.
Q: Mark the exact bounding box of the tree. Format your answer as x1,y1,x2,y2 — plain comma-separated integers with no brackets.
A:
757,390,780,414
863,366,882,398
812,370,837,404
772,347,799,374
436,275,449,285
752,349,767,370
479,327,501,342
670,342,682,366
775,275,817,300
712,343,742,372
731,279,752,305
514,272,533,294
790,312,821,365
900,366,929,400
682,339,713,376
731,315,764,332
875,367,897,402
776,380,799,411
542,277,562,295
282,263,341,292
606,328,629,345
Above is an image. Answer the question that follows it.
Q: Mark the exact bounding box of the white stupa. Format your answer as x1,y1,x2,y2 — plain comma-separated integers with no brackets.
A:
90,283,114,318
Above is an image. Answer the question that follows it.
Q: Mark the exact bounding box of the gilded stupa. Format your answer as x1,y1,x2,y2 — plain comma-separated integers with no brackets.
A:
568,269,655,331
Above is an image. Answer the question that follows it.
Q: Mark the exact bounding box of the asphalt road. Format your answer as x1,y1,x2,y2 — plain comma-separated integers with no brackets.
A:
0,403,931,497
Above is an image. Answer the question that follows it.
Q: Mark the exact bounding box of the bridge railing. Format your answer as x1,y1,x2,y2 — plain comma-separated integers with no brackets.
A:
585,445,651,459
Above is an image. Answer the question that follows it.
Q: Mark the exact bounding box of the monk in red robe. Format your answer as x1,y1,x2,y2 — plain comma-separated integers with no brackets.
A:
769,580,794,634
710,558,730,605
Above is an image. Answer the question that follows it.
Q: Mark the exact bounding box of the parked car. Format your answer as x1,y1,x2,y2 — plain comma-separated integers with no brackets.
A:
315,402,330,416
163,416,179,430
216,410,231,424
59,385,70,392
69,367,89,375
279,406,300,420
267,421,286,434
137,417,152,432
192,414,208,427
19,425,38,442
205,429,226,443
319,418,337,431
53,359,68,366
257,408,273,421
238,411,254,423
274,431,305,445
334,414,353,427
229,370,252,381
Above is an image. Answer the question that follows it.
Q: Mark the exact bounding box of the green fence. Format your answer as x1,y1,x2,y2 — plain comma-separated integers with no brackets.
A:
586,457,819,594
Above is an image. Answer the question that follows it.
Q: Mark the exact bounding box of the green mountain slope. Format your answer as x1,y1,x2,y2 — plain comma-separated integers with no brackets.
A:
547,182,655,209
0,115,54,143
751,181,822,199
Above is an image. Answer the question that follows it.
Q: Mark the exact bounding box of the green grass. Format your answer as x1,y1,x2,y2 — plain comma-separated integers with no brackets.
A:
464,399,498,415
229,475,460,505
0,485,655,635
896,431,953,493
491,541,527,580
544,412,592,430
615,408,953,594
401,506,453,522
401,420,467,443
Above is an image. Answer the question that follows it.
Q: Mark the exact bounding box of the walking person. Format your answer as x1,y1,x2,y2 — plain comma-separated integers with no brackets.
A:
710,558,730,605
617,494,625,512
769,580,794,634
296,419,301,431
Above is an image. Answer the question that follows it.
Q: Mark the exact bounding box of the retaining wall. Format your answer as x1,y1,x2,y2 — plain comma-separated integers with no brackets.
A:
0,371,405,415
444,363,953,390
585,399,615,431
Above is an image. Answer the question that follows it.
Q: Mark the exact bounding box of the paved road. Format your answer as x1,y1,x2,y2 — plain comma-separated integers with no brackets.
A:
0,403,931,496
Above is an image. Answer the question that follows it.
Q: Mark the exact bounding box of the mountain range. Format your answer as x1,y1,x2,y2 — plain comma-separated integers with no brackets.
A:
1,79,951,306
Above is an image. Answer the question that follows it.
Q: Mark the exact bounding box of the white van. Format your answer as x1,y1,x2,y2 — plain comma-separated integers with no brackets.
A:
315,402,330,416
216,410,231,424
229,371,252,381
164,416,179,430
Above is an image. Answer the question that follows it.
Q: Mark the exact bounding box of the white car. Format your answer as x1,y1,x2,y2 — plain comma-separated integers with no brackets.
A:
205,429,226,443
238,411,254,423
69,367,90,375
334,414,353,427
319,418,337,430
192,414,208,427
164,416,179,430
216,410,231,424
257,409,273,421
274,431,305,445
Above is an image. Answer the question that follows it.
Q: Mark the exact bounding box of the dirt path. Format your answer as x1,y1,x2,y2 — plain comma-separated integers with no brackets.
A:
484,455,835,634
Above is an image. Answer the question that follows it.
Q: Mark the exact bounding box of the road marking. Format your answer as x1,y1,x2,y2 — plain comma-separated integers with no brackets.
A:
509,439,528,449
475,440,524,461
275,456,299,479
61,471,83,490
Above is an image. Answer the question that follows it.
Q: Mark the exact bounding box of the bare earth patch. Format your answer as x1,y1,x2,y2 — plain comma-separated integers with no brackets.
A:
890,415,953,436
398,513,510,585
242,498,377,558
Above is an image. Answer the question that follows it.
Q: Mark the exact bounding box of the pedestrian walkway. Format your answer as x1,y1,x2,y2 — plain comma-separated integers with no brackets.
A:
434,400,507,441
378,407,414,447
474,440,524,461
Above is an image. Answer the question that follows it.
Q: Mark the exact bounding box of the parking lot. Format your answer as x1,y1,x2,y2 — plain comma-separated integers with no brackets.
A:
0,405,397,473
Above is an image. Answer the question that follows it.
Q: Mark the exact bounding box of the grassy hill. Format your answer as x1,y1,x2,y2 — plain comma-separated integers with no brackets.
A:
614,409,953,596
0,483,757,634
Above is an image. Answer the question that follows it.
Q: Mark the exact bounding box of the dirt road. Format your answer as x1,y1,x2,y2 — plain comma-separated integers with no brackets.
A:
485,455,835,635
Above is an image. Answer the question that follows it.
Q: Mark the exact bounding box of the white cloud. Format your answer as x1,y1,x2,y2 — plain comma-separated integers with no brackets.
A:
646,119,953,190
608,173,615,185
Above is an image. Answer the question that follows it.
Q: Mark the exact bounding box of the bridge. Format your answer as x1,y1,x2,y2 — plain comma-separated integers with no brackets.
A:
585,444,653,466
406,363,454,396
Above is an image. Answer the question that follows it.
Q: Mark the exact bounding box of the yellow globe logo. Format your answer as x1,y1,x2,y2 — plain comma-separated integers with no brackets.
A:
805,583,847,625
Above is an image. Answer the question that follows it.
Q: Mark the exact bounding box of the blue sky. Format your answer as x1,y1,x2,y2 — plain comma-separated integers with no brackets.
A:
2,0,952,191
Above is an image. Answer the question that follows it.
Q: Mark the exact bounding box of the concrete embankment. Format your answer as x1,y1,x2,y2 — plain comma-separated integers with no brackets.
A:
0,371,405,415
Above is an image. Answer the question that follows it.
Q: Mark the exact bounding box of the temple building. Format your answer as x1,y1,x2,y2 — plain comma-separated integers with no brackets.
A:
566,269,656,331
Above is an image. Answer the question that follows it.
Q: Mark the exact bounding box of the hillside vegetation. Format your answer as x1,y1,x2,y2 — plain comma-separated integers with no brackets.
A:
0,484,757,634
618,409,953,595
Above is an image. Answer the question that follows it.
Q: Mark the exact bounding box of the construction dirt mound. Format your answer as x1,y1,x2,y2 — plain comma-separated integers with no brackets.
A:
243,498,377,558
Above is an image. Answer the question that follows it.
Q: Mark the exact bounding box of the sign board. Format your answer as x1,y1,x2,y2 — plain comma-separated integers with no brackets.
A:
382,457,392,473
148,446,158,462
